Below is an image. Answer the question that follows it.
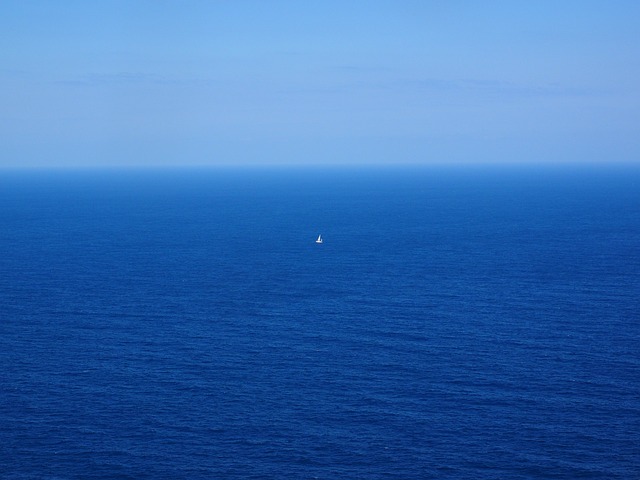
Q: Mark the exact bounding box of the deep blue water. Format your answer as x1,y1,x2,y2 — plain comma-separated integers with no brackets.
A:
1,165,639,479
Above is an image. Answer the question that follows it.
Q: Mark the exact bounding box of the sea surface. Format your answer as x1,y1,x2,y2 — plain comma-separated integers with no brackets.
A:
1,165,639,479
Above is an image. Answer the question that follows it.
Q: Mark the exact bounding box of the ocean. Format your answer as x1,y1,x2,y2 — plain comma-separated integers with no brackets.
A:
1,165,639,479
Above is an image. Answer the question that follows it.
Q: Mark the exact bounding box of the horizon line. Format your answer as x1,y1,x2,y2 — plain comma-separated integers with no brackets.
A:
2,158,640,172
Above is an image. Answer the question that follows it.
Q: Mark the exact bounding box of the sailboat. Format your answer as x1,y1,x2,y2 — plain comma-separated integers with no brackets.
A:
315,234,323,244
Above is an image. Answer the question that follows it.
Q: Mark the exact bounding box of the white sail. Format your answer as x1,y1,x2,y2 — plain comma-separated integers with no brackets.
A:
316,234,323,244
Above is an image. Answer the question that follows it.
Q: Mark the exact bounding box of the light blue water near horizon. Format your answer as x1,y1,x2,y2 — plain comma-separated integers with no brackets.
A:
1,164,639,479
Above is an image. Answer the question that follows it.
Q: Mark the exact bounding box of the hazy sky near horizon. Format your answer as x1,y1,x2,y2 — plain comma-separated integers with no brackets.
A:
1,1,639,167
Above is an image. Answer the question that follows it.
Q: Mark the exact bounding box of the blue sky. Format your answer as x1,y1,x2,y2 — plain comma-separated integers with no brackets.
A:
1,1,639,167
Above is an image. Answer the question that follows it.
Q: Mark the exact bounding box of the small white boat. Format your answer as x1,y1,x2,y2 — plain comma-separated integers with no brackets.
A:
315,234,323,244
